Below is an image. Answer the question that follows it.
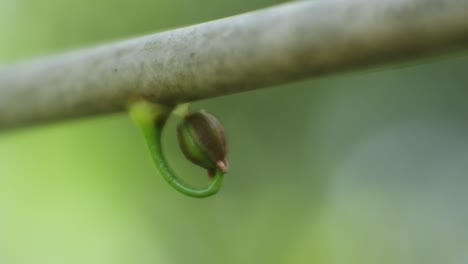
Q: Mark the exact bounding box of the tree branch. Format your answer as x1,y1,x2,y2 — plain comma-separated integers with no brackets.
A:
1,0,468,129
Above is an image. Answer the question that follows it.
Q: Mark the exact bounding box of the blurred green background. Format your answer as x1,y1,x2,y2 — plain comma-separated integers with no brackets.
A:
1,0,468,263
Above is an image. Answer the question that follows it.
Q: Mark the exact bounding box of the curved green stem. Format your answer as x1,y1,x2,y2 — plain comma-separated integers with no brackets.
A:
129,100,224,198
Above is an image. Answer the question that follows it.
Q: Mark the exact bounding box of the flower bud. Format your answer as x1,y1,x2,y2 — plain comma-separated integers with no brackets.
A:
177,110,228,175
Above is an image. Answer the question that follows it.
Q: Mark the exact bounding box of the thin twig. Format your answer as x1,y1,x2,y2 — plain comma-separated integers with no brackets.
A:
1,0,468,129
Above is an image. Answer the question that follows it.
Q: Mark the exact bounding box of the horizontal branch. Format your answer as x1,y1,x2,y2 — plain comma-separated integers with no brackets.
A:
1,0,468,129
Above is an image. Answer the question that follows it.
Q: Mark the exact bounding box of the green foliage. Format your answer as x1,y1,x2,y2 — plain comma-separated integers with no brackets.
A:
1,0,468,264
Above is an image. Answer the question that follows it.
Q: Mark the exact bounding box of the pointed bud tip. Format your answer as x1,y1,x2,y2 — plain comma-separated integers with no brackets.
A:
216,160,229,173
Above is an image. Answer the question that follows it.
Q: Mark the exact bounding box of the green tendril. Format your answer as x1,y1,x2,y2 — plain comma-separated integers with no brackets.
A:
129,100,224,198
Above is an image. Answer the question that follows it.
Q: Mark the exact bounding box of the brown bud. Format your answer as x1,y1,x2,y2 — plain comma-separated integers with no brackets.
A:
177,110,228,175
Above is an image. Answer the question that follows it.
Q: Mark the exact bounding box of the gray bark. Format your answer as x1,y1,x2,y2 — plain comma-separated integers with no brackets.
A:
1,0,468,129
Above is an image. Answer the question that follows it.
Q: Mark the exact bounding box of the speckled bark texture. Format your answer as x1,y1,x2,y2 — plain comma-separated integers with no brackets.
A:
1,0,468,129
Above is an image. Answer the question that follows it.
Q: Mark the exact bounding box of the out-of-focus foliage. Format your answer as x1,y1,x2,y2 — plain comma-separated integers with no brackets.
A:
1,1,468,264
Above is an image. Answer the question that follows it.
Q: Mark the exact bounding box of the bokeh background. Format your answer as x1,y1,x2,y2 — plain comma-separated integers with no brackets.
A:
1,0,468,263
